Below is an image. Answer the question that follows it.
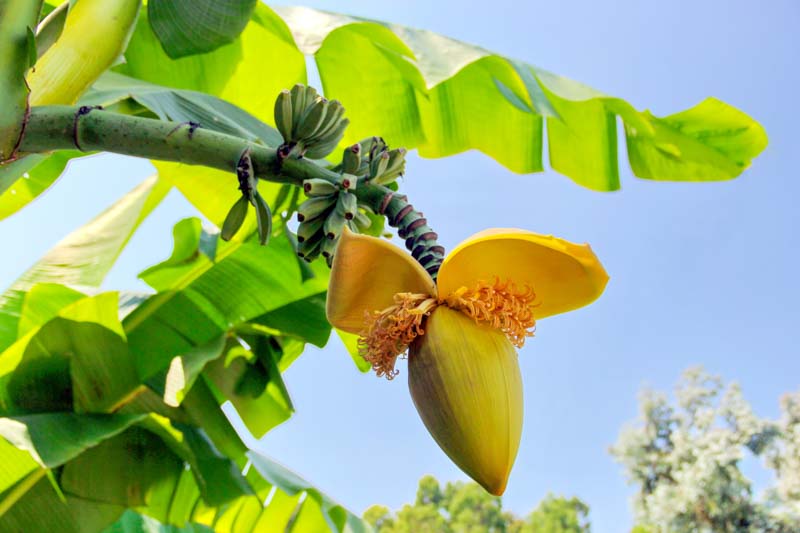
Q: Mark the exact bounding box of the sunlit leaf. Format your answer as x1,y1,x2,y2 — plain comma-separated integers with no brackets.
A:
0,413,144,468
117,4,305,124
0,175,170,352
270,6,766,190
148,0,257,59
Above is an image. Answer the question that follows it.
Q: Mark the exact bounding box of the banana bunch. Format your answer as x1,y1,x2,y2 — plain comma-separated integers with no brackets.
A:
296,174,372,266
221,148,272,245
347,137,406,185
274,85,349,160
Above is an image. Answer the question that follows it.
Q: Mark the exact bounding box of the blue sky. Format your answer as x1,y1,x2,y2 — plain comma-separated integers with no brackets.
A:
2,0,798,531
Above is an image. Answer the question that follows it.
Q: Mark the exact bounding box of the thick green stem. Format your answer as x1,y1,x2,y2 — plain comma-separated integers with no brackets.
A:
17,105,446,276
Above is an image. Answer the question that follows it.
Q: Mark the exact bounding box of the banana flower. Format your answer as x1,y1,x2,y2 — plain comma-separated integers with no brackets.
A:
326,228,608,495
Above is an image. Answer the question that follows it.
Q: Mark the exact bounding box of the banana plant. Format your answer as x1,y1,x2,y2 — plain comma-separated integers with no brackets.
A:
0,1,767,532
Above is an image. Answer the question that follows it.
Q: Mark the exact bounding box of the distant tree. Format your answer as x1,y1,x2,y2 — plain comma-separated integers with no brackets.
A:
611,366,800,532
524,494,590,533
364,475,590,532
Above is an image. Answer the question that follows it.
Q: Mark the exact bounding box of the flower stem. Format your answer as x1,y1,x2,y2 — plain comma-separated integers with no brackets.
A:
17,105,446,275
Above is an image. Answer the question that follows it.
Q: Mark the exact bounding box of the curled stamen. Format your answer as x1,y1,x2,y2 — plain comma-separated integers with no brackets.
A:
358,279,538,379
443,278,537,348
359,293,439,380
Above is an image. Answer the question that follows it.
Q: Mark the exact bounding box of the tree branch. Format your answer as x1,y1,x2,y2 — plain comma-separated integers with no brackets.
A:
17,105,445,276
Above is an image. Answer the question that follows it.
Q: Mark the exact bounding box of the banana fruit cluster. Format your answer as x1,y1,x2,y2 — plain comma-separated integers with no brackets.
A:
362,137,407,185
296,173,372,266
274,85,349,159
337,137,407,186
221,148,272,245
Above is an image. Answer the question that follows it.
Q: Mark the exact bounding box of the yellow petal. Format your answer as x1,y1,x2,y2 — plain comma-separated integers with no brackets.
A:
437,228,608,319
409,307,522,495
326,228,437,334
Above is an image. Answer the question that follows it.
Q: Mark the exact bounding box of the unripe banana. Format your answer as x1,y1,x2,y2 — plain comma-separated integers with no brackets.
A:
304,118,350,160
28,0,141,105
308,100,344,143
302,86,319,113
298,235,323,261
342,144,361,174
338,173,357,191
372,148,407,185
253,192,272,245
221,195,249,241
321,235,338,259
323,209,346,240
303,178,338,197
274,90,294,142
295,97,329,140
297,195,336,222
369,151,390,180
337,191,357,220
359,137,387,162
290,84,307,137
296,216,325,243
354,210,372,230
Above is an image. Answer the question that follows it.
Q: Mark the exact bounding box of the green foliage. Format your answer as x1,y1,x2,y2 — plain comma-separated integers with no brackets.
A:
148,0,257,59
0,178,367,531
525,495,590,533
364,475,591,533
0,0,42,160
0,2,773,531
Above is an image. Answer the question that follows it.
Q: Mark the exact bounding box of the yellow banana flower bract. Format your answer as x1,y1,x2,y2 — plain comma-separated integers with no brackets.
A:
326,228,608,494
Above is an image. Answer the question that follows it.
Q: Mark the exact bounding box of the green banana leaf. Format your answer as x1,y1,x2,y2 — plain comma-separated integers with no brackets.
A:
98,451,371,533
124,217,329,437
115,4,767,191
0,175,170,352
148,0,258,59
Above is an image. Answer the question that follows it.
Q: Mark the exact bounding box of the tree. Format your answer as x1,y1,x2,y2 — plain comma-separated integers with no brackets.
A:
364,475,591,532
0,0,768,531
524,495,590,533
611,367,800,532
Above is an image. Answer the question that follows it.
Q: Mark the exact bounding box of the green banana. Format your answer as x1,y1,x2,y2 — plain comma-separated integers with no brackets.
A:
342,144,362,174
303,178,338,197
274,90,293,142
304,118,350,159
337,191,358,220
369,151,390,180
221,195,249,241
308,100,344,143
321,235,338,259
290,84,307,137
253,192,272,245
323,209,347,240
372,147,407,185
297,195,336,222
354,209,372,230
298,235,323,261
295,97,329,140
296,216,325,243
338,173,357,191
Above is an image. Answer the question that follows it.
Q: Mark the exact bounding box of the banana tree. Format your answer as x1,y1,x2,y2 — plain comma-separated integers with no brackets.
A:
0,1,766,532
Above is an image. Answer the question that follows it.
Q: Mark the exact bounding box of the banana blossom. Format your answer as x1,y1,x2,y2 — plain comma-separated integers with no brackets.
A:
326,228,608,495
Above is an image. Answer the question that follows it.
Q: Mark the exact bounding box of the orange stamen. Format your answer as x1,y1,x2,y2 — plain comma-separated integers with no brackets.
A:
359,293,439,380
359,278,538,379
443,278,537,348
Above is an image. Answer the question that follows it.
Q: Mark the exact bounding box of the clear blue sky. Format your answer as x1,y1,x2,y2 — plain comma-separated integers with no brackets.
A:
2,1,798,531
